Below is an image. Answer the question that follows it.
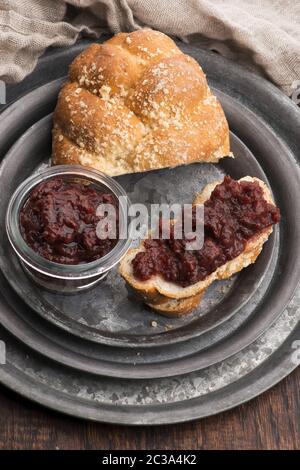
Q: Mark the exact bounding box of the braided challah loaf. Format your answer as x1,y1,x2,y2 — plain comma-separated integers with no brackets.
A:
52,29,230,176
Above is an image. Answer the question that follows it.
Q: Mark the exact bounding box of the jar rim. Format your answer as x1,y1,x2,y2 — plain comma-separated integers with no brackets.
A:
6,165,132,280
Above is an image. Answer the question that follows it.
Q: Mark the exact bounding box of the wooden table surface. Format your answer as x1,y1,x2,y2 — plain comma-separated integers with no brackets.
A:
0,365,299,450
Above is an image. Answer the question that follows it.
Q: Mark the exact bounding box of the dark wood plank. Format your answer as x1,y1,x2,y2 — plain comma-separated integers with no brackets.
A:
0,366,299,450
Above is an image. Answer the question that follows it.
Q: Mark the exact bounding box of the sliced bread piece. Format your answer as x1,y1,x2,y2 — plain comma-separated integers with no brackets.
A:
119,177,278,314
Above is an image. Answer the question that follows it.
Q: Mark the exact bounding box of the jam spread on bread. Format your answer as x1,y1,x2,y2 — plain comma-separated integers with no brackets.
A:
19,177,119,264
132,176,280,287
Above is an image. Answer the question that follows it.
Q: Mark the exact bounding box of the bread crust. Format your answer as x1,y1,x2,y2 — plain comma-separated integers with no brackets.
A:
52,29,231,176
119,177,275,314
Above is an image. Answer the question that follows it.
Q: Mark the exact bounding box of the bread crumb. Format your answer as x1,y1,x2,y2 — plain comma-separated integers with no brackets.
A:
151,320,158,328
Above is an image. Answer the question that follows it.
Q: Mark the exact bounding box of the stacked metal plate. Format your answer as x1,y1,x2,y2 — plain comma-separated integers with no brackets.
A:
0,37,299,425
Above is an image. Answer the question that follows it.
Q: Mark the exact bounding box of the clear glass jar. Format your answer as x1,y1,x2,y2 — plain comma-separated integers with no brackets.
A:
6,165,131,293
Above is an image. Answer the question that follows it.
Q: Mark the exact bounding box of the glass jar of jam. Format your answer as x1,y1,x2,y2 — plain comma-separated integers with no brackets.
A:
6,165,131,293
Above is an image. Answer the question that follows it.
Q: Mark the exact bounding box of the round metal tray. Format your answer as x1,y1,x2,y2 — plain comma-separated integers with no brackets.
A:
0,296,299,425
0,39,299,421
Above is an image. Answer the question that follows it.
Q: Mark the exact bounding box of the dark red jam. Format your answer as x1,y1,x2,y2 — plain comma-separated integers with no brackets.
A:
19,177,119,265
132,176,280,287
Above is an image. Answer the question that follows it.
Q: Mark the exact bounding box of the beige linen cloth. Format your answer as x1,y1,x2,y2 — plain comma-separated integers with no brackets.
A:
0,0,299,95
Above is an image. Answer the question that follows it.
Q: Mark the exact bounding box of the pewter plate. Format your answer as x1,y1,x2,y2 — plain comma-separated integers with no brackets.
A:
0,104,279,349
0,291,299,425
0,241,279,379
0,43,299,371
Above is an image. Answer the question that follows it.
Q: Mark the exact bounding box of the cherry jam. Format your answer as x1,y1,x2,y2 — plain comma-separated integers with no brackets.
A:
19,177,119,264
